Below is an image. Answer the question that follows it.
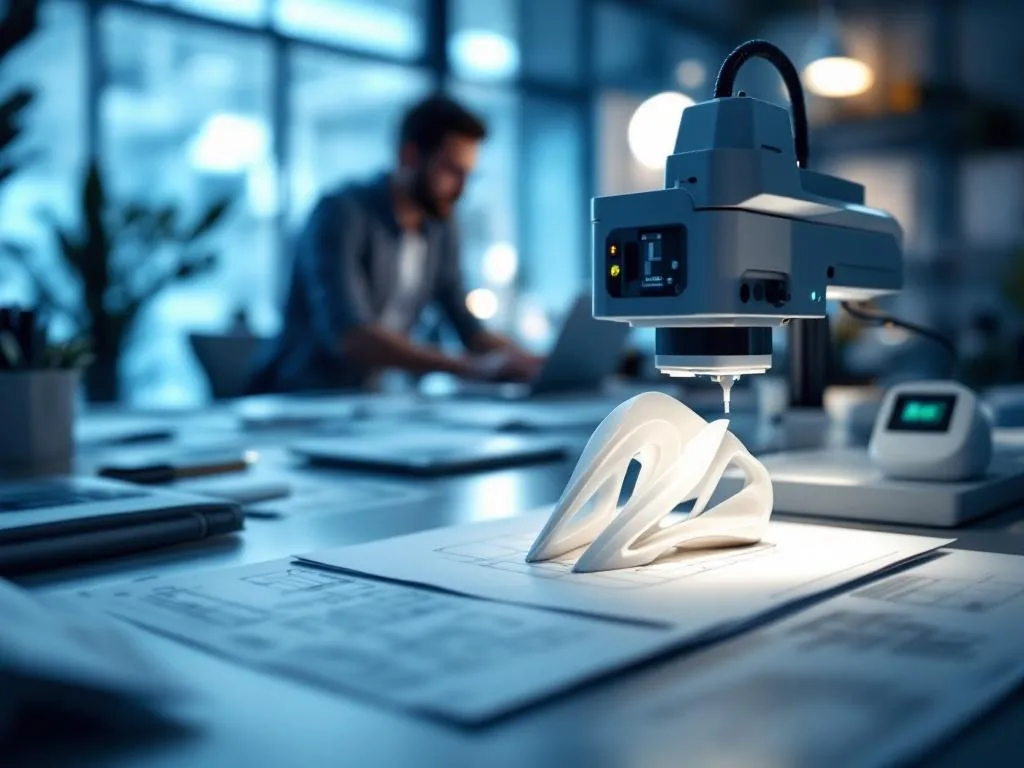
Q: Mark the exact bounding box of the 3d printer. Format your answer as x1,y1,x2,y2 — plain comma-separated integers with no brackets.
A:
593,40,905,410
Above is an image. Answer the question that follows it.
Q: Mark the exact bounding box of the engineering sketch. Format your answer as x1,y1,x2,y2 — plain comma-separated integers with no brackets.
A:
787,610,984,662
142,587,272,628
242,567,352,593
852,573,1024,614
436,532,778,589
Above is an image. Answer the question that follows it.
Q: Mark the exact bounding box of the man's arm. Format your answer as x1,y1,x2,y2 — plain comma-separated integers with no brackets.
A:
298,192,476,378
342,325,475,377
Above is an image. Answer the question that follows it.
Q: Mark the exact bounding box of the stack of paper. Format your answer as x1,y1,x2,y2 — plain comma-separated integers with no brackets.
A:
73,559,669,723
76,513,951,724
298,513,950,629
582,549,1024,768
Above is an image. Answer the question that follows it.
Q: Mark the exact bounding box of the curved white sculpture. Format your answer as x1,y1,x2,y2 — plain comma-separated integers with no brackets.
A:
526,391,773,573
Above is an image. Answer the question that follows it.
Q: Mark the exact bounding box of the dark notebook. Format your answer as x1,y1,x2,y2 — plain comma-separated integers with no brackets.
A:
0,476,243,575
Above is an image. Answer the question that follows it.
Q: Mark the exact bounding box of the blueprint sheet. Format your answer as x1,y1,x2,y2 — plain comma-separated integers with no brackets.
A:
592,549,1024,768
300,511,952,629
71,559,670,724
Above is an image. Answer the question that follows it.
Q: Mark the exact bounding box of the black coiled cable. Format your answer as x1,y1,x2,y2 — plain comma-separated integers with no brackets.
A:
712,39,810,169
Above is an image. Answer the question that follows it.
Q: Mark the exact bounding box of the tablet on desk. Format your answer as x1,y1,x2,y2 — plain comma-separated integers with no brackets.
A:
0,476,243,575
290,431,569,476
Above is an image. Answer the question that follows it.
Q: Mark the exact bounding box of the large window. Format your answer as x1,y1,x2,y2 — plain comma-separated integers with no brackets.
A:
288,50,432,225
100,6,275,405
448,83,519,333
1,0,729,404
135,0,269,26
448,0,518,82
275,0,425,59
520,96,586,329
595,0,663,89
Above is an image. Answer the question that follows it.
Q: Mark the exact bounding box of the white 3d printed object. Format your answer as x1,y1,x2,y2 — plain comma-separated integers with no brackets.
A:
526,391,773,573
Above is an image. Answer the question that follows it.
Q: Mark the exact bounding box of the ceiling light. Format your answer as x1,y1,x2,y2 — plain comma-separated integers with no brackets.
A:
188,113,268,174
675,59,706,90
628,91,695,171
803,9,874,98
275,0,418,57
450,30,519,79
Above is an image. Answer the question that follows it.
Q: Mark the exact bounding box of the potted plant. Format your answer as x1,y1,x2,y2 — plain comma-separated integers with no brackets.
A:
2,159,234,401
0,305,91,476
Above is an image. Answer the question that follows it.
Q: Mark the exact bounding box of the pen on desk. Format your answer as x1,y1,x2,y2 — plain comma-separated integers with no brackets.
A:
99,451,259,484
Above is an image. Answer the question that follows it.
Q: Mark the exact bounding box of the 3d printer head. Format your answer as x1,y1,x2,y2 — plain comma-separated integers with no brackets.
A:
593,94,902,380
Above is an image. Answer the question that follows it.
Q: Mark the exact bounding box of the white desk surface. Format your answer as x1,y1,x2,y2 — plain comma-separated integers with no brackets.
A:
8,391,1024,767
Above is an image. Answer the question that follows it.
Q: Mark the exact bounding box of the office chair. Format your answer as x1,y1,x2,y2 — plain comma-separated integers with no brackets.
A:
188,332,265,400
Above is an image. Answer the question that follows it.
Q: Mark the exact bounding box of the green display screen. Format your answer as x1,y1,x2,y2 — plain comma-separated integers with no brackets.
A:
887,393,957,432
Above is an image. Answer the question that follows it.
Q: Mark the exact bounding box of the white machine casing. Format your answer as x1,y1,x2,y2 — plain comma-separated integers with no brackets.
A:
869,380,993,482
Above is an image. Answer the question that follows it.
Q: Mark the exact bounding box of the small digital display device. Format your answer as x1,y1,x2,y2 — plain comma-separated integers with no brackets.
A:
886,393,957,433
869,381,992,482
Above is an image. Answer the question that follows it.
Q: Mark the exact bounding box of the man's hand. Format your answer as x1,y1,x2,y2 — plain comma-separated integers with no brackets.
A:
463,349,544,383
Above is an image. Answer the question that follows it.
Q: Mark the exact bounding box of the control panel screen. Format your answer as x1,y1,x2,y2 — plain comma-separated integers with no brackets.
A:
886,393,957,433
605,225,686,299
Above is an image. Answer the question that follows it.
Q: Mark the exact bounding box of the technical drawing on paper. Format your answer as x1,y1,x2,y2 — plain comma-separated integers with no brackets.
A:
785,610,985,662
142,587,273,628
242,567,353,594
434,531,778,589
639,670,926,768
277,597,587,691
852,573,1024,614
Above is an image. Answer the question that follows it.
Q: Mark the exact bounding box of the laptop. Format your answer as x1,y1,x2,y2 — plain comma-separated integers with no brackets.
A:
0,476,243,575
460,294,631,400
291,428,568,476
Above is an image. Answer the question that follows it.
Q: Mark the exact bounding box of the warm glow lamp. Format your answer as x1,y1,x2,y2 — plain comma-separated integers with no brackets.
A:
803,8,874,98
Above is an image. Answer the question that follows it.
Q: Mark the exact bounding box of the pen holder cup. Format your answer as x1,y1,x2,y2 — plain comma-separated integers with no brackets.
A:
0,369,79,478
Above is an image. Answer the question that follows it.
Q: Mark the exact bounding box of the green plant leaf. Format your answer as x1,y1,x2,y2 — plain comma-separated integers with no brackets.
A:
38,205,86,274
184,197,232,242
0,145,40,182
124,251,216,319
0,88,32,125
0,121,22,156
53,222,85,273
0,237,29,259
120,202,148,228
0,239,80,323
154,205,178,238
0,161,16,188
175,251,217,279
79,160,111,317
0,89,33,155
82,160,106,232
0,0,40,61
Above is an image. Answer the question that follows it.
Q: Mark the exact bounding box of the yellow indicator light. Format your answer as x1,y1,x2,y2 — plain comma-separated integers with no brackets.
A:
609,264,621,278
609,244,618,255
